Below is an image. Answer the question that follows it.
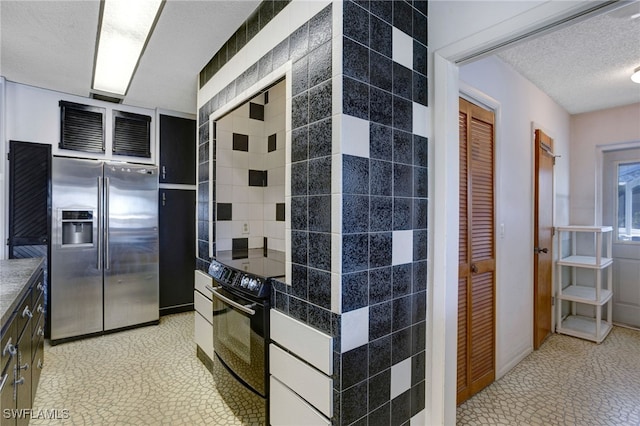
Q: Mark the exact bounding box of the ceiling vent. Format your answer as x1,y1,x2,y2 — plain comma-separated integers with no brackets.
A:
91,92,124,104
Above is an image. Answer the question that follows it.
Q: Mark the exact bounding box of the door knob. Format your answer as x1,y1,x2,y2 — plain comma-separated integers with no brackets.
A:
534,247,548,254
470,264,478,274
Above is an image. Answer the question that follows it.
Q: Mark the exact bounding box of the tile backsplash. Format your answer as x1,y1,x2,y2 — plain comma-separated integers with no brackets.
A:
215,80,286,252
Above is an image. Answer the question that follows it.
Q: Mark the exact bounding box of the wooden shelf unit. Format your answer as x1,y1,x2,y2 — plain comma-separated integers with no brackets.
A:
556,225,613,343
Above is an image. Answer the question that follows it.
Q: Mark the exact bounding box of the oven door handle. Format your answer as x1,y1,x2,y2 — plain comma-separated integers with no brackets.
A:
205,285,221,294
210,288,256,316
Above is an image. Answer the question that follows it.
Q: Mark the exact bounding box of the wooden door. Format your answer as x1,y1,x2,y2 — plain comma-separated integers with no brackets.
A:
533,130,554,349
457,98,496,405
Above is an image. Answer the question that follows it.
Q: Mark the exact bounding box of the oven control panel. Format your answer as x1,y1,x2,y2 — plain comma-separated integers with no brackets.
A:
208,261,269,299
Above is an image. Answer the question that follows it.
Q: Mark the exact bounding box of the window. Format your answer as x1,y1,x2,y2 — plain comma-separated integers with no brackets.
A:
616,161,640,242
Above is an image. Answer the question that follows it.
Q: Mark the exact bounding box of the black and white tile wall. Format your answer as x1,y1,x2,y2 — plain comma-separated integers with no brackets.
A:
215,81,286,252
197,1,428,424
337,1,428,424
196,113,210,272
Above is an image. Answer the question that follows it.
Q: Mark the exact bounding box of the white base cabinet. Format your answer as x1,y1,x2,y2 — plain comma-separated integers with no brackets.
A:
556,226,613,343
194,270,214,361
269,310,333,425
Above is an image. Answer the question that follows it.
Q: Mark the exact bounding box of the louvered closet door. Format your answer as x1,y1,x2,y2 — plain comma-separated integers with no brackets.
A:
457,98,496,405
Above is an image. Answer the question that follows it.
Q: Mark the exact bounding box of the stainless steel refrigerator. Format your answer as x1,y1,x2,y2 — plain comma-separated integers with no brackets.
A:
51,157,159,342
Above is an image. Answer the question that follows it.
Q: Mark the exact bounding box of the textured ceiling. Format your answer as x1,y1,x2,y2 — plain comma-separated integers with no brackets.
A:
0,0,260,115
498,1,640,114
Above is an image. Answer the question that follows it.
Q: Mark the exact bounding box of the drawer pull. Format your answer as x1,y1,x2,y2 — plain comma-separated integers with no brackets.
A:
37,327,45,337
22,306,33,319
2,338,17,357
37,282,44,291
15,376,25,386
19,362,29,371
37,305,45,314
37,359,44,369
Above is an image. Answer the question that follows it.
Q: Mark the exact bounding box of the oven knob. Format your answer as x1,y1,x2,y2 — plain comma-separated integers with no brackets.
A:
241,277,249,288
248,279,259,291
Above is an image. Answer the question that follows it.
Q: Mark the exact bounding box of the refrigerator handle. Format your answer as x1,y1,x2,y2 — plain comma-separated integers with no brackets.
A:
105,177,110,270
97,177,103,270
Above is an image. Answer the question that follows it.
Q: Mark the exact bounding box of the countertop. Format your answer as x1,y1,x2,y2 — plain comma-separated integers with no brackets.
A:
0,257,44,332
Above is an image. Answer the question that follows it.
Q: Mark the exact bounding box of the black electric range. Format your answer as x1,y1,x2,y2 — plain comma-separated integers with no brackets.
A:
207,248,285,424
208,248,285,300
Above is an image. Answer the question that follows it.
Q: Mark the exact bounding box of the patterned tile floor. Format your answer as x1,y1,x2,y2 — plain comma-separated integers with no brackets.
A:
31,314,640,425
457,326,640,426
32,312,262,425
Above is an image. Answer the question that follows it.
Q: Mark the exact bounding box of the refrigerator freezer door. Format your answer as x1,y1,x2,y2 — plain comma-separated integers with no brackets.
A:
103,162,159,330
51,157,103,340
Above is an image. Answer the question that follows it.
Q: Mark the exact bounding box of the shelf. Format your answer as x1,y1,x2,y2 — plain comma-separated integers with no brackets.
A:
557,255,613,269
556,225,613,344
556,225,613,233
557,315,612,343
558,285,612,305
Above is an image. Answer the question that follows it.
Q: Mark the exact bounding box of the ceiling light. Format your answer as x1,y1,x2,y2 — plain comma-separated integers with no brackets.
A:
632,66,640,84
92,0,164,96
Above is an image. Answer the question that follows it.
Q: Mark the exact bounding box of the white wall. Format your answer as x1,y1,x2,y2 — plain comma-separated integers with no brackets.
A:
459,55,571,378
430,1,545,51
0,77,6,259
430,1,590,61
570,103,640,225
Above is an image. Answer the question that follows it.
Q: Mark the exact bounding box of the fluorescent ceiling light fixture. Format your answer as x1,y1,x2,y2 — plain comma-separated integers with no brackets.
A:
632,66,640,84
93,0,163,96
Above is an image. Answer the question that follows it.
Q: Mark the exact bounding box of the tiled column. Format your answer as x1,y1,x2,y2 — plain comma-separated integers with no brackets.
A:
197,1,428,424
336,1,429,424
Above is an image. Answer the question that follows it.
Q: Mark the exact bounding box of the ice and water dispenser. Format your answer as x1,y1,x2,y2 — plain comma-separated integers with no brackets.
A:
61,210,94,246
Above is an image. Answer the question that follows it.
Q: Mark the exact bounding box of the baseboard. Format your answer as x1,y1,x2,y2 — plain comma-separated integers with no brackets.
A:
497,345,532,379
160,303,195,316
197,345,214,374
50,320,160,346
613,322,640,332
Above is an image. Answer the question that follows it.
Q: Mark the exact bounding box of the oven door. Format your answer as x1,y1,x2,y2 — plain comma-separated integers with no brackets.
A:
211,284,267,397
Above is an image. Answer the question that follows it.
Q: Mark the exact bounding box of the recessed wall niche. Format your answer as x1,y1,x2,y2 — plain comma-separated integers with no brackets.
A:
215,79,286,253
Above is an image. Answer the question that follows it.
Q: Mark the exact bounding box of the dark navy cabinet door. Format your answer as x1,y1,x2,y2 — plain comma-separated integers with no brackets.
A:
159,114,196,185
159,189,196,312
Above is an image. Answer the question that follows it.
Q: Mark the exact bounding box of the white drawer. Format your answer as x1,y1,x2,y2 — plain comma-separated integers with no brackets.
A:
194,311,213,360
194,270,212,300
270,309,333,375
270,376,331,426
194,290,212,323
270,344,333,418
